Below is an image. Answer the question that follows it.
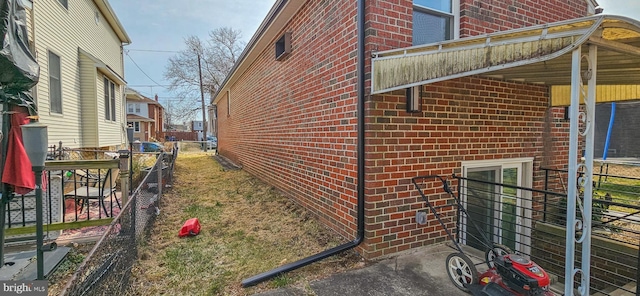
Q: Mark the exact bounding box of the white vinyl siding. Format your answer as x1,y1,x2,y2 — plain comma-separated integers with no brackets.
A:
96,73,122,147
33,0,126,148
79,52,98,147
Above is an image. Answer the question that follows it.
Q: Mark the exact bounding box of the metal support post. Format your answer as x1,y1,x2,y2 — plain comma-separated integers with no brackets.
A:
156,154,163,199
118,150,130,207
34,166,44,280
564,44,597,296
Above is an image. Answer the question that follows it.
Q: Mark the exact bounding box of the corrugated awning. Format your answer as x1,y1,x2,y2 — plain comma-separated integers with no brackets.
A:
371,15,640,106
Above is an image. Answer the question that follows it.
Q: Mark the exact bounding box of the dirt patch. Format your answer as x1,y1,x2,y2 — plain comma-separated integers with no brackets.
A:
125,152,364,295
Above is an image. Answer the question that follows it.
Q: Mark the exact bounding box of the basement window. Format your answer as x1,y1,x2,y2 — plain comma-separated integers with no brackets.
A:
275,32,291,61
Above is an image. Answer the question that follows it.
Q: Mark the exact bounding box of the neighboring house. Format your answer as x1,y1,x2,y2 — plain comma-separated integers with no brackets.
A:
125,88,164,141
190,120,204,132
166,123,189,132
190,120,204,140
27,0,131,149
211,0,640,265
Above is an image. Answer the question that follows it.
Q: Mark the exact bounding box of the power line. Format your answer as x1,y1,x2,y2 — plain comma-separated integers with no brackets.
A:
126,48,181,53
125,52,163,87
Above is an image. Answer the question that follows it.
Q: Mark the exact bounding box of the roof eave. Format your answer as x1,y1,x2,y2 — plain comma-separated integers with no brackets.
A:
94,0,131,44
212,0,306,105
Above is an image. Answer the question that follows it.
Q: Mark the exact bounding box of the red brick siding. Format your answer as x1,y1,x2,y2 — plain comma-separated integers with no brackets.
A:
365,77,549,257
459,0,589,37
216,0,412,251
216,0,587,259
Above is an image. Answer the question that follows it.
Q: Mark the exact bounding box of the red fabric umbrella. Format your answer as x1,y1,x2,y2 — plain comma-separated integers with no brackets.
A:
2,107,35,194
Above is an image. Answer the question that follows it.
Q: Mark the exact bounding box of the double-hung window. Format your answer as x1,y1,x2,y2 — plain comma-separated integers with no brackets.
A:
48,51,62,114
104,77,116,121
413,0,455,46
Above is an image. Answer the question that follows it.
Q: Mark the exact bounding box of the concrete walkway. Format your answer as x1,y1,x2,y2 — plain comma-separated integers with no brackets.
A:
254,243,472,296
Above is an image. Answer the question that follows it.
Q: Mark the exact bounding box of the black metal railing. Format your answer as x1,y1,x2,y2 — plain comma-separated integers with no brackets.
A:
413,172,640,295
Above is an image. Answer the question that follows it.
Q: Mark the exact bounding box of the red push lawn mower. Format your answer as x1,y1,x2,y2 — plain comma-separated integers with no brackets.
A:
411,175,555,296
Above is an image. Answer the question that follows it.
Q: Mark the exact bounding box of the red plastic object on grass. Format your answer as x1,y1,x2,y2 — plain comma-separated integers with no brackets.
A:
179,218,201,237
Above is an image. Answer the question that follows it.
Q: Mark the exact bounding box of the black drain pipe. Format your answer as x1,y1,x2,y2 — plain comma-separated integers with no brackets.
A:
241,0,366,287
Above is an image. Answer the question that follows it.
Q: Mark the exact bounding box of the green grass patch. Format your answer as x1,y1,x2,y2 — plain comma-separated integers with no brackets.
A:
125,152,361,295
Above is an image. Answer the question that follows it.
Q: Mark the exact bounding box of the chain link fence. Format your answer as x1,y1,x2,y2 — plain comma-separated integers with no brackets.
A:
59,146,178,296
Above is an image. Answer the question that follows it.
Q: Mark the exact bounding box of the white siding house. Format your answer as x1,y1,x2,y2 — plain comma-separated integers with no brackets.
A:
29,0,130,148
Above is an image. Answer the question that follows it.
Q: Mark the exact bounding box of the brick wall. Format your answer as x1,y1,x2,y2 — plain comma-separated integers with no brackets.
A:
460,0,589,37
365,77,549,257
216,0,589,260
216,0,413,251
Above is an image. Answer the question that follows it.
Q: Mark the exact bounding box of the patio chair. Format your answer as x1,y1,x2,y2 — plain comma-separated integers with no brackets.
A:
64,168,121,217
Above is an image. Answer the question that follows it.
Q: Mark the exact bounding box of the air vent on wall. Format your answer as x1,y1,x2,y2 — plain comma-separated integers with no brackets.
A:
275,32,291,61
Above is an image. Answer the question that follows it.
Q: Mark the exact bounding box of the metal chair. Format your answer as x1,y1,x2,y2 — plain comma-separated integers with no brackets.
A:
64,168,121,217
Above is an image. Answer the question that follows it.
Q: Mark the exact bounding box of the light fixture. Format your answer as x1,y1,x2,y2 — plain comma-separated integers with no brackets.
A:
564,105,572,120
20,121,48,280
22,122,48,167
127,126,134,144
406,85,422,113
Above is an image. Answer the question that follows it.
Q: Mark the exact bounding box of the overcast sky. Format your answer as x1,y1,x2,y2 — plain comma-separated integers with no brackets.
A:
597,0,640,17
109,0,276,108
108,0,640,119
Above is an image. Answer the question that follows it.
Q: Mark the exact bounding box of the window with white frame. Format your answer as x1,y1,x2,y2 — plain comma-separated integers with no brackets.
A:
128,103,134,113
413,0,457,46
104,77,116,121
133,122,140,132
135,103,141,113
461,158,533,255
48,51,62,114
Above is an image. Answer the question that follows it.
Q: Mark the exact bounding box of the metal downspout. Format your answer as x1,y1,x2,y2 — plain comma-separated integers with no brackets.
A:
241,0,366,287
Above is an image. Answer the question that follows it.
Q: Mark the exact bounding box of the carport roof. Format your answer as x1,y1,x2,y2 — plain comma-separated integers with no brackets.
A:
371,14,640,104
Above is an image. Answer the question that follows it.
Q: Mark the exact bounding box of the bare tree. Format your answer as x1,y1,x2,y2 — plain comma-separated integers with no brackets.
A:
164,27,244,124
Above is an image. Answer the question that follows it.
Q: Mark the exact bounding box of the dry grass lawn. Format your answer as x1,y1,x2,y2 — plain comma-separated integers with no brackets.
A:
126,152,363,295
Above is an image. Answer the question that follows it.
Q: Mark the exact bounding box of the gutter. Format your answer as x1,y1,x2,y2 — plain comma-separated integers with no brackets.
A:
240,0,366,287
